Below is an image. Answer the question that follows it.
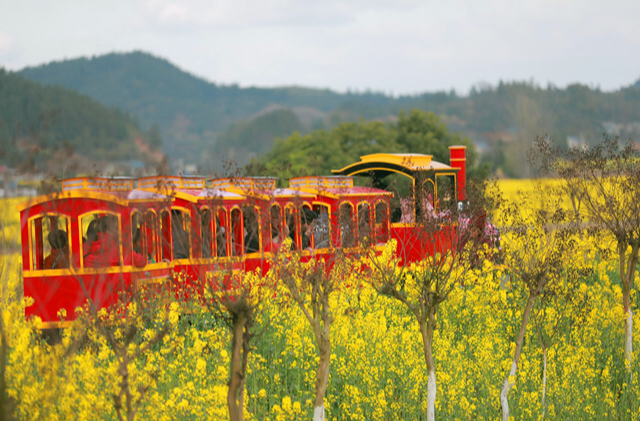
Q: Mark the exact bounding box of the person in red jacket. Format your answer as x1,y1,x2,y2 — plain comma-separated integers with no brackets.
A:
85,216,145,268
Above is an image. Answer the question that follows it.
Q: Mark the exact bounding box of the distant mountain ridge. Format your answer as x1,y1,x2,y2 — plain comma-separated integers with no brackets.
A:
19,51,354,168
19,51,640,178
0,69,163,175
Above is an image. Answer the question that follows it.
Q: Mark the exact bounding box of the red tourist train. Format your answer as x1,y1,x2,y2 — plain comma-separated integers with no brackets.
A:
18,147,469,329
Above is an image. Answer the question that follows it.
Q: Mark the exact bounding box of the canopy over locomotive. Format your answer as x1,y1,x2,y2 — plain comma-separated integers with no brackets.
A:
18,147,467,328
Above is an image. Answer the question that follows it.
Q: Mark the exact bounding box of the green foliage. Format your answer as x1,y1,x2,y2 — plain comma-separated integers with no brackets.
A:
0,69,159,172
252,110,476,182
211,108,303,170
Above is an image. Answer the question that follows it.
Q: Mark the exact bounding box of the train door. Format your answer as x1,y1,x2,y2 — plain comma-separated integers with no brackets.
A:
216,207,229,257
357,202,372,247
374,201,390,245
199,208,213,259
285,204,299,250
267,204,286,252
231,208,244,256
312,204,331,249
339,202,356,248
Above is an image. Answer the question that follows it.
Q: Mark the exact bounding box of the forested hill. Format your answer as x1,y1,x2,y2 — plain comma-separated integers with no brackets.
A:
19,51,640,178
0,69,163,175
19,52,355,167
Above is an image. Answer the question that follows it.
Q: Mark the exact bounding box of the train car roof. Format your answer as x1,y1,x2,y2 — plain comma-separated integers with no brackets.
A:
16,188,174,212
16,190,128,211
332,153,458,178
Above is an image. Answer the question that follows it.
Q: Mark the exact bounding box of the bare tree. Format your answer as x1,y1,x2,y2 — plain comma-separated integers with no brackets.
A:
71,284,175,421
497,186,578,421
365,179,498,421
532,135,640,374
272,249,355,421
531,268,590,419
202,265,270,421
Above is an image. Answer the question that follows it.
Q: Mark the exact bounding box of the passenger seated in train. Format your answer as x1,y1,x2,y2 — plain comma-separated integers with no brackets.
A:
267,208,289,253
216,225,227,257
399,195,438,224
82,219,98,258
171,210,190,259
44,230,69,270
399,198,414,223
86,216,146,267
244,211,260,254
133,228,155,263
300,209,318,250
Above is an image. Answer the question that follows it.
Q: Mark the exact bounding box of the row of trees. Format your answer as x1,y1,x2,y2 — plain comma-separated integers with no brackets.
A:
251,109,482,182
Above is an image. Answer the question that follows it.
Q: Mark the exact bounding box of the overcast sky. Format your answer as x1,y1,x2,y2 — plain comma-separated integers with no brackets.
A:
1,0,638,95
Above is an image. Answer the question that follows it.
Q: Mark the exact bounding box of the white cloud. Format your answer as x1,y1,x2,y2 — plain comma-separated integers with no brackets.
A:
1,0,639,93
0,31,12,52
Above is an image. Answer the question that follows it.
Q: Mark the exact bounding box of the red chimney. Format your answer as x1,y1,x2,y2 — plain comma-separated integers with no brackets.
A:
449,146,466,201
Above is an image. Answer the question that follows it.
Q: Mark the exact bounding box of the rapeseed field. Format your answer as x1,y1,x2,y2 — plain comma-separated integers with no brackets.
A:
0,183,638,420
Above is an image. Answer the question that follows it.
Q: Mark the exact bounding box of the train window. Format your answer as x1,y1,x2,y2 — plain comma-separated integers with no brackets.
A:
231,208,243,256
130,212,157,267
171,209,191,260
375,202,390,245
435,175,455,208
244,205,260,254
216,208,228,257
200,208,213,258
30,215,70,271
357,203,372,247
339,203,355,248
269,204,286,251
80,213,100,266
285,206,299,250
131,212,147,266
301,205,315,249
143,211,159,263
313,204,330,249
81,213,122,267
160,210,171,261
421,180,436,220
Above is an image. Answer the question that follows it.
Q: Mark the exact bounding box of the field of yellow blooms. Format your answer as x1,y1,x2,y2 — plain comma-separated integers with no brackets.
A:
1,181,639,420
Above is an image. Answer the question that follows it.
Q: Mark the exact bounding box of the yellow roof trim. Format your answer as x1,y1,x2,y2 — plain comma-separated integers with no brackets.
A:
16,190,129,212
360,153,433,168
220,186,270,201
332,153,455,176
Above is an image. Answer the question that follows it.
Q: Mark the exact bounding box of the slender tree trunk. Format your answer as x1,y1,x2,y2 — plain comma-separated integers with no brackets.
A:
238,332,251,416
228,314,247,421
0,315,7,421
619,244,635,374
501,294,536,421
419,312,437,421
622,278,633,373
541,345,547,420
313,330,331,421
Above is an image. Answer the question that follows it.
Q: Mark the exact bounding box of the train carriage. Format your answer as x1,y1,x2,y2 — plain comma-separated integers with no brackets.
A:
19,178,175,328
18,146,469,328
